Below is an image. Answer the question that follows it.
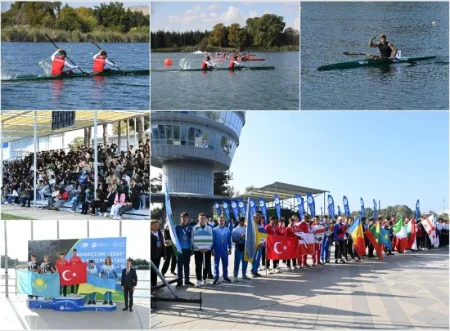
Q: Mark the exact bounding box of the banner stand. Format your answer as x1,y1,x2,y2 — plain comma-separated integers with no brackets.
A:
151,261,202,310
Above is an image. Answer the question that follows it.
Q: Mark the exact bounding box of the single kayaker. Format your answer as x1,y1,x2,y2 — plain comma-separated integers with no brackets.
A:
93,50,118,73
202,56,216,69
368,34,397,60
229,55,244,69
51,49,78,75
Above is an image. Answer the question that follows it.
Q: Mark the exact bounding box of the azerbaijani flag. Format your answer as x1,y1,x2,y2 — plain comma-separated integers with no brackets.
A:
78,275,116,295
393,219,409,252
244,198,256,262
165,184,181,256
348,217,365,257
364,221,383,260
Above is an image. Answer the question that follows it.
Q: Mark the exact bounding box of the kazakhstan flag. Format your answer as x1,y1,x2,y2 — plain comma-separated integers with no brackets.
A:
78,275,117,295
17,270,60,298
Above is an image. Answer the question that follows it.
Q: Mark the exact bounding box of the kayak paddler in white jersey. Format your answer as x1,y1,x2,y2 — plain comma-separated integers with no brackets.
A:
93,49,118,73
228,55,244,69
51,49,78,76
368,34,397,60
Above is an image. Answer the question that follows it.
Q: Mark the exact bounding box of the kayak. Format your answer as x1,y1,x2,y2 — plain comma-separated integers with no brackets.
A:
317,56,436,71
152,66,275,72
1,69,149,82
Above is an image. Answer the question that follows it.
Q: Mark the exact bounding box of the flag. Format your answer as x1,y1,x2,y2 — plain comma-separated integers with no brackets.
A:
343,196,350,216
244,198,256,262
295,194,305,220
249,198,257,220
230,200,239,221
58,263,87,286
267,235,299,260
373,199,378,221
17,270,60,298
78,275,116,295
222,201,231,222
259,198,268,225
328,195,335,219
306,193,316,216
274,194,281,220
192,229,213,251
421,215,437,247
294,232,315,255
380,227,392,251
393,219,409,252
360,198,365,218
238,200,246,217
214,202,221,217
364,222,383,259
338,206,342,217
415,200,420,221
165,184,181,256
256,227,268,246
348,217,365,257
406,219,417,250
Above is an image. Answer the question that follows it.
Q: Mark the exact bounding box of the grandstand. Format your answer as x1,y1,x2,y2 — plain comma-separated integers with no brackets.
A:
1,111,150,220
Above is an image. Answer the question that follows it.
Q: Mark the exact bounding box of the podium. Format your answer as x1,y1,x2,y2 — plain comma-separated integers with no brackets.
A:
27,296,117,312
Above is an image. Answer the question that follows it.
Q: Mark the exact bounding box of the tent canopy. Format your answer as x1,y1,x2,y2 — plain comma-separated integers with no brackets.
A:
238,181,328,201
1,110,146,143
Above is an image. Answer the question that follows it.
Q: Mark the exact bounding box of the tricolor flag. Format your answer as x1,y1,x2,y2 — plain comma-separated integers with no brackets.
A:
393,219,409,252
349,217,365,257
165,184,181,256
406,219,417,250
365,222,383,260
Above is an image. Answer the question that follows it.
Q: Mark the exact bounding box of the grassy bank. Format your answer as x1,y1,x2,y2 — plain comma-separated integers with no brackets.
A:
1,26,149,43
152,45,299,53
1,213,36,220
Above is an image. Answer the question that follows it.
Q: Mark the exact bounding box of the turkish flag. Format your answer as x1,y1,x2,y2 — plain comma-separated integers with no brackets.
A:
267,235,299,260
58,262,87,285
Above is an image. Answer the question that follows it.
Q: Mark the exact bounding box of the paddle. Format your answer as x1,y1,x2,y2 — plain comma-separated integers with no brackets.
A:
343,52,376,57
45,33,88,75
87,34,122,72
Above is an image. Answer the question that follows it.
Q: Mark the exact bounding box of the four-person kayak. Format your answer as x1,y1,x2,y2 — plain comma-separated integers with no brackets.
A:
318,56,436,71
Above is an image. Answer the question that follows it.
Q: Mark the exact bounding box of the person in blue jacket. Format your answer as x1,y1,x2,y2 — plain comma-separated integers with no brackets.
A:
232,216,250,281
212,215,232,285
175,212,195,289
334,216,346,264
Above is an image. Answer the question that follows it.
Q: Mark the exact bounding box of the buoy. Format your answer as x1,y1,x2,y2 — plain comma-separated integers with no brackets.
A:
432,21,436,25
164,58,172,66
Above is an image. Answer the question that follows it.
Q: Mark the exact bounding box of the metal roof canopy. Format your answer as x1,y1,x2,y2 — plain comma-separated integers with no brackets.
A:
238,181,328,200
0,110,147,143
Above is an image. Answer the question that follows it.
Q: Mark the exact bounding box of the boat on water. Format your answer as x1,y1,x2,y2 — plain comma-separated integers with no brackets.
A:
317,56,436,71
1,69,149,83
152,66,275,72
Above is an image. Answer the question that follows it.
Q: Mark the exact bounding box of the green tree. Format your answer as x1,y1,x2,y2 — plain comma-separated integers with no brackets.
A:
151,207,163,220
246,14,285,47
214,171,236,197
208,23,228,47
151,173,162,193
228,23,248,50
76,7,98,33
68,136,84,151
56,5,81,31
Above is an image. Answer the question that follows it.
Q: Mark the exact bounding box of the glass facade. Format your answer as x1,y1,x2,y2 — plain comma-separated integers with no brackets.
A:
151,124,238,159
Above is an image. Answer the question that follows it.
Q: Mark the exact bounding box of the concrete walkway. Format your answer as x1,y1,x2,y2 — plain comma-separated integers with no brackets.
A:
0,295,149,330
151,248,449,329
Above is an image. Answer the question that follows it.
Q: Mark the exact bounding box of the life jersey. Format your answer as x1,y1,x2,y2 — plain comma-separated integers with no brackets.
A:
229,60,235,68
93,56,106,73
201,60,208,69
312,224,325,243
51,56,65,75
378,42,392,59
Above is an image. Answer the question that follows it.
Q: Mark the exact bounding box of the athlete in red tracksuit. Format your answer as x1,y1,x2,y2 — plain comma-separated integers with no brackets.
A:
265,216,281,271
297,216,312,267
311,216,325,265
285,217,298,269
68,248,83,295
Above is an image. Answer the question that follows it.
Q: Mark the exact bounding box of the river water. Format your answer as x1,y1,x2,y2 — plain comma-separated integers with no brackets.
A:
151,52,299,110
1,42,149,110
301,2,449,110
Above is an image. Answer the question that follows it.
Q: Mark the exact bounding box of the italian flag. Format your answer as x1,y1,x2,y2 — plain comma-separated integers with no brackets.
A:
393,219,409,252
406,219,417,250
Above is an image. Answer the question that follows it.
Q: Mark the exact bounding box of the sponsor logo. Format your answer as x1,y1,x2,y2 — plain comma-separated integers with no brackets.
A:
238,201,244,208
275,197,280,204
328,196,333,205
358,61,368,65
259,200,265,208
81,243,89,248
91,242,98,248
344,198,348,205
231,202,236,208
308,196,313,204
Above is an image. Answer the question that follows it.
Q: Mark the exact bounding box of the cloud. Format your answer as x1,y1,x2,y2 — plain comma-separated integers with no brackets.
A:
208,4,221,11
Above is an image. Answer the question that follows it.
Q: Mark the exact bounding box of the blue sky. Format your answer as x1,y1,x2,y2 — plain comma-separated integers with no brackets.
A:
228,111,449,213
151,2,299,32
1,2,148,12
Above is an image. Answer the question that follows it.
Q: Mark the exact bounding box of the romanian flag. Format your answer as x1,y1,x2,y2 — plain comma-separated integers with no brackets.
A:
364,221,383,260
348,217,365,257
78,275,117,295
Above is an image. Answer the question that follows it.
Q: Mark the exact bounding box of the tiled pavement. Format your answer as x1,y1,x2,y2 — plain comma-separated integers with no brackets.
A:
151,247,449,329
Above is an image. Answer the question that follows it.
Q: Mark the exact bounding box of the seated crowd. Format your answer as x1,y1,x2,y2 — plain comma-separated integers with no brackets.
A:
2,141,150,219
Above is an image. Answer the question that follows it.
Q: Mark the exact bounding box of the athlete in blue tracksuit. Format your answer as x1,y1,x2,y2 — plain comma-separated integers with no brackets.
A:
175,212,195,288
321,216,331,264
232,217,250,281
212,216,232,284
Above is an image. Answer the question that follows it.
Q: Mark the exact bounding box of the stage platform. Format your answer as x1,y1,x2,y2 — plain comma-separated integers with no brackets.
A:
27,296,117,312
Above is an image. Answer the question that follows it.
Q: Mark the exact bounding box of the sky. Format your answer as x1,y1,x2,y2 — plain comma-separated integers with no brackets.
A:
151,111,449,214
151,2,299,32
0,221,150,261
1,1,148,12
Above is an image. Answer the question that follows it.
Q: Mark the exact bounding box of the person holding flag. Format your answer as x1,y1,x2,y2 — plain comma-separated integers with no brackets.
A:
283,217,299,269
251,213,264,278
232,217,250,281
192,213,213,287
86,259,98,305
101,256,118,305
175,212,195,289
265,216,281,273
55,252,69,297
311,216,325,266
68,248,83,295
298,215,312,267
25,254,40,300
212,216,232,285
151,219,164,293
39,255,56,301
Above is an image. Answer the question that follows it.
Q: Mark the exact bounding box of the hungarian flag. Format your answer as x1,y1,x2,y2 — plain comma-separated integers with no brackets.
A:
364,222,383,260
58,262,87,286
393,219,409,252
267,235,299,260
295,232,315,255
406,219,417,250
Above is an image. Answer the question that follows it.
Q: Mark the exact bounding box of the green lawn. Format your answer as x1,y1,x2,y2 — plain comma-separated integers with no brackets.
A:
1,213,36,220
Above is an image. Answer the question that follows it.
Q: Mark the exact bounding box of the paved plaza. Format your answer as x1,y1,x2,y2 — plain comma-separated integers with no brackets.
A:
151,248,449,329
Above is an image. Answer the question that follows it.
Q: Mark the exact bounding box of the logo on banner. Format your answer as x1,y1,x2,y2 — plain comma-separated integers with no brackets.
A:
250,200,255,208
295,196,301,205
360,198,364,206
223,202,228,208
328,196,332,205
215,202,220,209
308,196,313,204
275,197,280,204
259,200,265,208
238,201,244,208
416,201,420,209
91,242,97,248
81,243,89,248
343,197,348,205
231,202,237,208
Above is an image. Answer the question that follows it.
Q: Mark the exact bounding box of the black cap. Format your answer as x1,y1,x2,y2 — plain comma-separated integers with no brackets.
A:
72,248,77,252
88,259,94,263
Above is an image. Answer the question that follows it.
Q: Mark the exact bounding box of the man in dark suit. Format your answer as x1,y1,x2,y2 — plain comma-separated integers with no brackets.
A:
121,258,138,312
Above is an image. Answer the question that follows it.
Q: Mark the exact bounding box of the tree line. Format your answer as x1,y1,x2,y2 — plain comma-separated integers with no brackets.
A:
151,14,299,51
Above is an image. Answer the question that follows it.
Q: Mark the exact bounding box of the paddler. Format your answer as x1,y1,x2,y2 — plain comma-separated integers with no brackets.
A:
368,34,397,60
202,56,216,69
229,55,244,69
51,48,78,75
93,49,118,73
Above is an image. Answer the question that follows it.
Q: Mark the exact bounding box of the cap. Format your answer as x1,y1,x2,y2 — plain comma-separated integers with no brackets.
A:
72,248,77,252
88,259,94,263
